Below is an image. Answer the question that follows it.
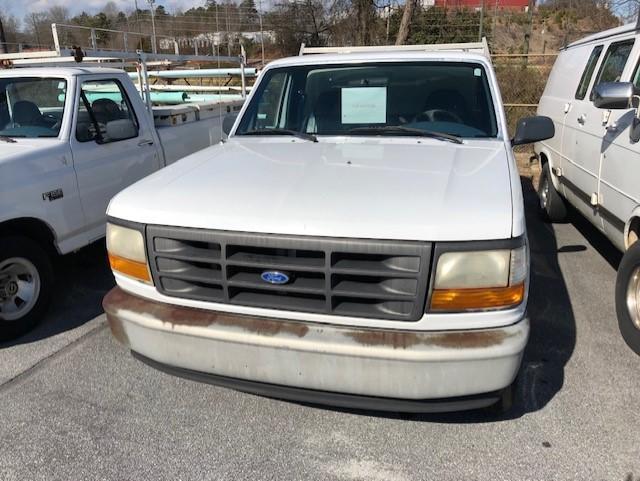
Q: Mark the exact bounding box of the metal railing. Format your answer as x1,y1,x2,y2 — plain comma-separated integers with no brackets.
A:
51,23,179,56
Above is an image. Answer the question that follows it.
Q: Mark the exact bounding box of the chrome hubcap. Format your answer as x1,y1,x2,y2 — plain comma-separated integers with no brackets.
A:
0,257,41,322
626,267,640,330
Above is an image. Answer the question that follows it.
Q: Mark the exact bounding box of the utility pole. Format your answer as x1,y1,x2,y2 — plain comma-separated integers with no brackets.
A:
258,0,265,66
479,0,485,41
523,0,534,67
215,3,220,53
386,0,391,43
226,3,231,56
147,0,157,54
0,16,7,54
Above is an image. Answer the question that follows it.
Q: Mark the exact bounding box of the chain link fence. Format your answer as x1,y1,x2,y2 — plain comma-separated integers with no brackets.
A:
492,53,558,141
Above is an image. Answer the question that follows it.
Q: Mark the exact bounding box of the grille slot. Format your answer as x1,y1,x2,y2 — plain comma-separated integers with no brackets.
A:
147,227,431,322
228,288,326,313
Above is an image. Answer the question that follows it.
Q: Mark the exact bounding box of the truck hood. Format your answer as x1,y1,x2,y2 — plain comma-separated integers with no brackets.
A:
108,137,515,241
0,139,70,190
0,139,59,160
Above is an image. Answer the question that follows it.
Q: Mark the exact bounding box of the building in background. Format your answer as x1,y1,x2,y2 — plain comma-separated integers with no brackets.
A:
434,0,531,10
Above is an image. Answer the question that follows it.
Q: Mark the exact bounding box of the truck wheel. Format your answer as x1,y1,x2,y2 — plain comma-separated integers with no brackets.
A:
615,242,640,355
488,380,514,415
0,237,53,341
538,163,566,222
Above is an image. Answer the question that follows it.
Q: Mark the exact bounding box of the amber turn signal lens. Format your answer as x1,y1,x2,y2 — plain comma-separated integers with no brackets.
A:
430,283,525,311
108,253,152,283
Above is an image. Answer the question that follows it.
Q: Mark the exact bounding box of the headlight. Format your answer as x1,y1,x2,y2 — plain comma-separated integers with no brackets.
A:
430,245,527,311
106,223,152,284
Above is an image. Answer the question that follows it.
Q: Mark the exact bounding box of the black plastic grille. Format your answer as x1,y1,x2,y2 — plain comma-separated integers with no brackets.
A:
147,226,432,321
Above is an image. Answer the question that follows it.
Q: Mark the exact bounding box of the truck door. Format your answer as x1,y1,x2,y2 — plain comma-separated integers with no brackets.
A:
70,76,160,242
598,47,640,251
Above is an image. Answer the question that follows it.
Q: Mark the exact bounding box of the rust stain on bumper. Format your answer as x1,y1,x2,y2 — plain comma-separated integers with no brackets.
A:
103,287,519,351
346,329,514,350
106,312,130,347
103,287,309,339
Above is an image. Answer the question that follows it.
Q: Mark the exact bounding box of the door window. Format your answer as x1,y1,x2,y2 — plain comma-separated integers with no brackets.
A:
590,40,635,100
76,79,139,143
246,71,290,130
575,45,603,100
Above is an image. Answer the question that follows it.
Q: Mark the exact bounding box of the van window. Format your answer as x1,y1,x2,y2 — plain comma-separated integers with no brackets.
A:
575,45,603,100
590,40,635,100
631,59,640,88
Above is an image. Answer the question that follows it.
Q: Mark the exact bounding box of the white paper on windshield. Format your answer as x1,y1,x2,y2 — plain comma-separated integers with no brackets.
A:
341,87,386,124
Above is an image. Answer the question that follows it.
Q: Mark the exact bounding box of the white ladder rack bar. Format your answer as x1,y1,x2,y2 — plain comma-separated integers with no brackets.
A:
299,38,490,58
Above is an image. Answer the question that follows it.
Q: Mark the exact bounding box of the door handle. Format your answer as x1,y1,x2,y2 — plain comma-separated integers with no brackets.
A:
605,123,618,133
577,114,586,125
138,139,154,146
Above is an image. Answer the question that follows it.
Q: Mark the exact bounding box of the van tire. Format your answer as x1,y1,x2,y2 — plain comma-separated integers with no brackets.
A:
538,163,566,222
0,237,54,342
615,242,640,355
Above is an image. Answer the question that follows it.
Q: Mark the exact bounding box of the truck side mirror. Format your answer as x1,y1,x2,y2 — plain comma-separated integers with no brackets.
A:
593,82,637,109
222,113,238,135
511,116,555,146
105,119,138,141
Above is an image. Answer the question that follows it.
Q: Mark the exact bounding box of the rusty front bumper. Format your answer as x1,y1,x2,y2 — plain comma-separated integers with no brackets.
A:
104,287,529,411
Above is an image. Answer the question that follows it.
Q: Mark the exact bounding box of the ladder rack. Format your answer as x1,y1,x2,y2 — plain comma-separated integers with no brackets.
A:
0,24,248,113
299,38,491,58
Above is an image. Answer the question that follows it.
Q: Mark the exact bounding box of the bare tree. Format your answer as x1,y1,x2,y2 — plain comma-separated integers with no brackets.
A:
609,0,640,23
395,0,416,45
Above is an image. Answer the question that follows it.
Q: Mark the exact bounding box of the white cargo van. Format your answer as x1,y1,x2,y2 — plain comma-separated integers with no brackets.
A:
0,31,246,341
535,23,640,355
103,42,554,413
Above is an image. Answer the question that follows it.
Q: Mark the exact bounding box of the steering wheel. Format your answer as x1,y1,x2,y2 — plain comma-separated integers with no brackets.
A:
414,109,463,124
88,122,107,140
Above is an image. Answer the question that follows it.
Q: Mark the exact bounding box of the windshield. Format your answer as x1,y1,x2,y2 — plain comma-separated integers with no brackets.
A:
235,62,498,139
0,77,67,139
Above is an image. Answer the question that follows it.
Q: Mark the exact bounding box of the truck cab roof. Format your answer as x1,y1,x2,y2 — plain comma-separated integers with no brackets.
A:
0,67,126,78
266,51,491,69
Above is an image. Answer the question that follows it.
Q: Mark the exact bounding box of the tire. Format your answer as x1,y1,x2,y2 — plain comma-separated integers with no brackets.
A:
488,380,515,415
0,236,54,341
538,163,567,222
615,241,640,355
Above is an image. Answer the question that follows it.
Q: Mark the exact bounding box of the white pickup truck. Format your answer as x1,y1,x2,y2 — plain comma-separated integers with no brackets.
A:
103,43,554,413
0,66,242,340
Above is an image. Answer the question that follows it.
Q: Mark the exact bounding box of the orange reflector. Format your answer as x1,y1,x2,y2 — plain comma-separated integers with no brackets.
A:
430,283,525,311
108,253,151,283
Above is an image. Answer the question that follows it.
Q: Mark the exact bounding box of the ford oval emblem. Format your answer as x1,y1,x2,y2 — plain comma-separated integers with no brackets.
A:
260,271,290,285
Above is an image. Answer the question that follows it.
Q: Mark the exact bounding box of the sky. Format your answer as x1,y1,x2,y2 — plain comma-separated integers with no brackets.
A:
0,0,204,19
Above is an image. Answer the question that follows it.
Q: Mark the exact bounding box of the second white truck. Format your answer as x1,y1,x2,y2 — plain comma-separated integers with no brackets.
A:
0,64,243,340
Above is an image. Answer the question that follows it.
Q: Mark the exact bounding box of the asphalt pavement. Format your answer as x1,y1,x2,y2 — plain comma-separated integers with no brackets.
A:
1,180,638,481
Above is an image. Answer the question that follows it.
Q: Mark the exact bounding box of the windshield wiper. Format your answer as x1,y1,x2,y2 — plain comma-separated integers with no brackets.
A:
348,126,463,144
241,128,318,143
0,135,17,143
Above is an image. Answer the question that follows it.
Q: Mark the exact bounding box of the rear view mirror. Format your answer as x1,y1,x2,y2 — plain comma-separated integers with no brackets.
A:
105,119,138,141
511,116,555,146
593,82,637,109
222,113,238,135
